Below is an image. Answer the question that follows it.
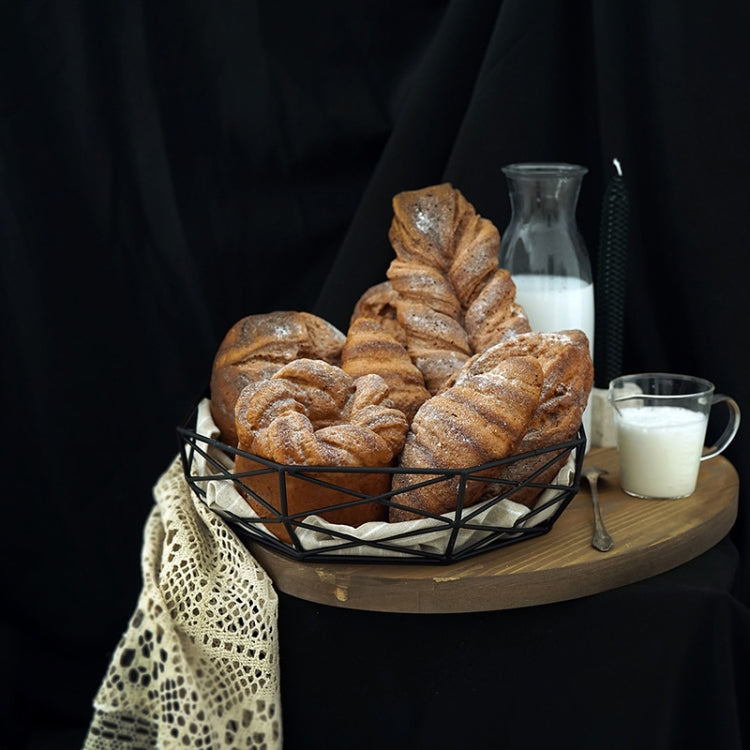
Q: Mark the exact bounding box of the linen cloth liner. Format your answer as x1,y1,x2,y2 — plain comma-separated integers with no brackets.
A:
84,455,282,750
192,398,577,556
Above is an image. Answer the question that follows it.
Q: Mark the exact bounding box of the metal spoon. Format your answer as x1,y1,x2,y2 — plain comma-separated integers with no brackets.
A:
582,466,614,552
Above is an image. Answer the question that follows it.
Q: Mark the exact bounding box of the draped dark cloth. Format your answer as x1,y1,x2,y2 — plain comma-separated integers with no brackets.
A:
2,2,749,747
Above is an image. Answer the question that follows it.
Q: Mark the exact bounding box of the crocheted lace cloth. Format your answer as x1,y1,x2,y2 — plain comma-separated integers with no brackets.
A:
84,455,282,750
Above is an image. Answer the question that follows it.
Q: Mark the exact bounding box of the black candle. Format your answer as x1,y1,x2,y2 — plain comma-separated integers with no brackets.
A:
594,158,630,388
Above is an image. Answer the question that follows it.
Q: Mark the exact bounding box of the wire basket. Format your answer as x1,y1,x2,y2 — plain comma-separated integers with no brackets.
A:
177,402,585,565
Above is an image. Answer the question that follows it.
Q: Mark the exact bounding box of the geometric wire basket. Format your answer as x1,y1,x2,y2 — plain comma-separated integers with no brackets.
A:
178,408,585,566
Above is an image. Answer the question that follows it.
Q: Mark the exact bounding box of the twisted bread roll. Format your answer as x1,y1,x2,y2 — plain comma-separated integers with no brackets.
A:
210,311,346,447
389,356,543,522
386,183,530,392
234,359,409,541
455,330,594,507
341,317,431,422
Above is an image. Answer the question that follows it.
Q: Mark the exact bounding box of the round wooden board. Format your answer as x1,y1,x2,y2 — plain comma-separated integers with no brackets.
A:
248,448,739,613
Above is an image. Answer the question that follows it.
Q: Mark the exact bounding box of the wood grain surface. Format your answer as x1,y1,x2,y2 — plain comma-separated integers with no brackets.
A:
249,447,739,613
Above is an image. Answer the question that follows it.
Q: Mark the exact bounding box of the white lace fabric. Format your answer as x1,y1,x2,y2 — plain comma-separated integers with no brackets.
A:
84,455,282,750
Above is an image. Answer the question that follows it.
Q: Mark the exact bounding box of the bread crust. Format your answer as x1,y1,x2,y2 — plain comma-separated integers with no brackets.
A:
384,183,531,392
234,359,409,541
455,330,594,506
389,356,543,522
341,317,431,421
209,311,346,446
349,280,405,345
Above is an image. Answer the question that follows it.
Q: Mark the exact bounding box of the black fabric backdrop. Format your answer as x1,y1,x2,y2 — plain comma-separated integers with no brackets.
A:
2,1,750,748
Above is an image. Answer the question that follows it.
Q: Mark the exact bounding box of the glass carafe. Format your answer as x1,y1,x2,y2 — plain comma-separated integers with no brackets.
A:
498,162,594,439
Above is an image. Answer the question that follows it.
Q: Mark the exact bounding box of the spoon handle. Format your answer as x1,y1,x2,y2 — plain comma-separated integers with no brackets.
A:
590,479,614,552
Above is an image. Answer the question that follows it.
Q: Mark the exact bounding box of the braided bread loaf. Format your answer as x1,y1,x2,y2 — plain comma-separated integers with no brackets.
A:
385,183,531,392
454,330,594,507
234,358,409,541
389,356,543,522
210,311,346,447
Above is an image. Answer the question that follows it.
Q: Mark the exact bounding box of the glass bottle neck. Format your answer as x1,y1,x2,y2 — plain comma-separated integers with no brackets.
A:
499,163,591,282
504,166,586,226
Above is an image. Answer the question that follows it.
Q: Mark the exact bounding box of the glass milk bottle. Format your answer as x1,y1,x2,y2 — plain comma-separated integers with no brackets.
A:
498,163,594,444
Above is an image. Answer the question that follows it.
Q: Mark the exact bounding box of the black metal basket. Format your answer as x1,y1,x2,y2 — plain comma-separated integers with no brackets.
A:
177,404,585,565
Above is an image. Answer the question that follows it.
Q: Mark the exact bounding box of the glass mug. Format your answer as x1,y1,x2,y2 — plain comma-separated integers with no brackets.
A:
608,373,741,499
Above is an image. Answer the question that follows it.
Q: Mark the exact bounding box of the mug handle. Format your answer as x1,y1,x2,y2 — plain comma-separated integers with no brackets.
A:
701,394,741,461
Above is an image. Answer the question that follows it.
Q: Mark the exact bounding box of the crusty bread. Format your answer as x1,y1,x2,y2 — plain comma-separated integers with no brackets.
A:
392,300,472,394
234,358,409,541
389,356,544,522
341,317,431,422
464,268,532,353
385,183,531,392
349,280,405,345
209,311,346,447
454,330,594,507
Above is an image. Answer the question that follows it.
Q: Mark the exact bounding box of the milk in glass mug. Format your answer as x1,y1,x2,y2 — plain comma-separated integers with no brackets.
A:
608,373,740,499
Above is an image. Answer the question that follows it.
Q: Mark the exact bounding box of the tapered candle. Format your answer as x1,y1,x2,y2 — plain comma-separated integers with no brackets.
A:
594,158,630,388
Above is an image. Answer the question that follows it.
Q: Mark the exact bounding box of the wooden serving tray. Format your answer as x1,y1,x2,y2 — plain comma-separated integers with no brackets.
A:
249,447,739,613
